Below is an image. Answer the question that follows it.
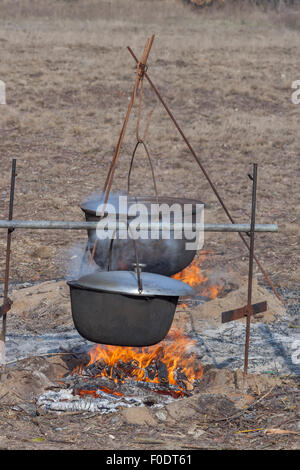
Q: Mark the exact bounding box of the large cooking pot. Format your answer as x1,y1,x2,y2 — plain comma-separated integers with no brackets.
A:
67,270,194,346
80,194,203,277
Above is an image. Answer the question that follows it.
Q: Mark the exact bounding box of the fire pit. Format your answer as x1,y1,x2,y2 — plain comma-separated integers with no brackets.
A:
38,329,204,413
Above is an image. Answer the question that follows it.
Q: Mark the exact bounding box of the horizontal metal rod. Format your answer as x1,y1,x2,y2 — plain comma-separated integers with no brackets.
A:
0,220,278,232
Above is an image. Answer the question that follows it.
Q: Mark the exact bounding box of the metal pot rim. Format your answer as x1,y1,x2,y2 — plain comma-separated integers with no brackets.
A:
80,194,204,217
67,270,194,297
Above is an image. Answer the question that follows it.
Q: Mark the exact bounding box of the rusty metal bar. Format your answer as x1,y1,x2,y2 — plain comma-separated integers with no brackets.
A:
103,35,155,208
0,159,16,370
222,300,267,324
243,163,258,382
127,46,281,303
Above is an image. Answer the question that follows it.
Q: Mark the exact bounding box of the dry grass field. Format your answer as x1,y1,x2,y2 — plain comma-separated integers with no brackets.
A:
0,0,299,289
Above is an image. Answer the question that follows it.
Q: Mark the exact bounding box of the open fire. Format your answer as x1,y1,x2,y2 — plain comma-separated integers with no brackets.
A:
71,254,222,400
73,330,203,399
38,329,203,413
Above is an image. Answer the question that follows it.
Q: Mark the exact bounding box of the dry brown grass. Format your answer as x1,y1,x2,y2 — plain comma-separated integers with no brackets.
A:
273,8,300,30
0,0,299,287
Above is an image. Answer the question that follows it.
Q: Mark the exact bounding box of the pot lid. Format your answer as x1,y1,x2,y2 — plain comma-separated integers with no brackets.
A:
68,270,195,297
80,193,203,216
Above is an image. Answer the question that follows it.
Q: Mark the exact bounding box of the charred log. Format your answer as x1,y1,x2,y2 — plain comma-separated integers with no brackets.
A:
144,360,157,381
156,359,169,384
84,359,106,377
69,354,197,399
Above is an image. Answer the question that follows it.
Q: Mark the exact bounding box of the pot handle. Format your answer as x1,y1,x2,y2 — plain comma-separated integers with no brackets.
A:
127,141,159,203
107,230,143,294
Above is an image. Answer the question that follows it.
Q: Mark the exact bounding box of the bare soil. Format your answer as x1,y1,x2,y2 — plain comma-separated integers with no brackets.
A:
0,354,299,451
0,0,299,451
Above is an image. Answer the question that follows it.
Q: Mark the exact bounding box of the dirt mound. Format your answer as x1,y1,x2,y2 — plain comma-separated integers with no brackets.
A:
7,281,72,334
189,276,285,326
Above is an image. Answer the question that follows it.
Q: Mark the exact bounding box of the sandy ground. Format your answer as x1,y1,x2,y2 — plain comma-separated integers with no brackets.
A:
0,0,299,451
0,345,299,451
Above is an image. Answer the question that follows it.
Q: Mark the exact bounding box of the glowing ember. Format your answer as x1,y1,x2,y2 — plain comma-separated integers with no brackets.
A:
77,387,124,398
172,251,222,299
73,329,203,392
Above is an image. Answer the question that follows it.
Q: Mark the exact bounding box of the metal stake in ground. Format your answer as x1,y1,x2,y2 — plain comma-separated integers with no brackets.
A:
221,164,267,385
0,159,16,372
243,163,258,384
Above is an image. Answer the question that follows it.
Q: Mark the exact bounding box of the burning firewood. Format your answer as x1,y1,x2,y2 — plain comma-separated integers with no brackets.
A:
73,377,124,396
69,329,203,402
85,359,106,377
115,359,141,378
156,359,169,384
144,360,157,381
176,367,194,391
70,374,193,401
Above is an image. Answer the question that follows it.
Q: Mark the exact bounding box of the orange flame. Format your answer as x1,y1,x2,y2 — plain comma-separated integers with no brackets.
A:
74,329,203,390
172,251,222,300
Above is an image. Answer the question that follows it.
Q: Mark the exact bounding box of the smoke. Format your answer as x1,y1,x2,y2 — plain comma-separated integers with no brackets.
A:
64,242,98,281
64,192,128,280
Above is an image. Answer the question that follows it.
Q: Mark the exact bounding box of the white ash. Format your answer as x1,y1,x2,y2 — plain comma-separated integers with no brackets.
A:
4,330,92,365
4,313,299,376
193,317,300,376
37,388,172,414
